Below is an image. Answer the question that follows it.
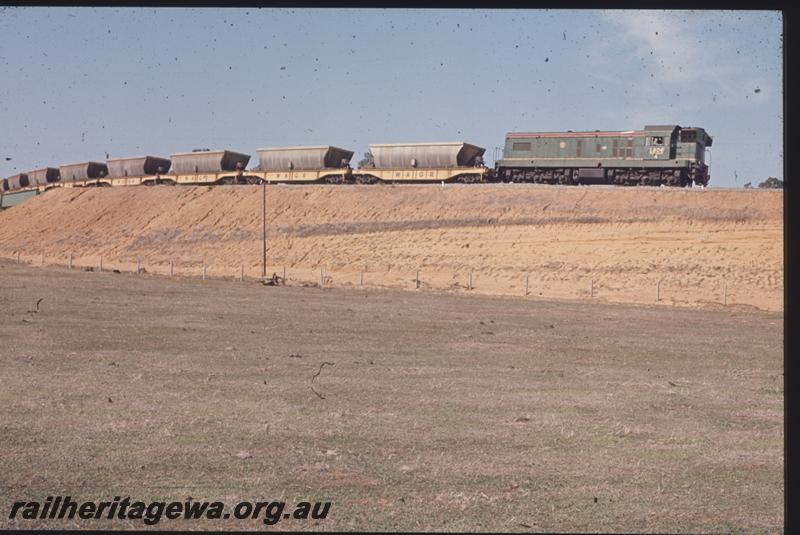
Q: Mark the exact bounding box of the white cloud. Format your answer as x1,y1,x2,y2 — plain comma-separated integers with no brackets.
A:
597,10,770,102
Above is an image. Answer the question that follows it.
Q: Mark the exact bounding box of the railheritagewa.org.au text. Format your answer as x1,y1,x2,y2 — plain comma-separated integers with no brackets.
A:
8,496,330,526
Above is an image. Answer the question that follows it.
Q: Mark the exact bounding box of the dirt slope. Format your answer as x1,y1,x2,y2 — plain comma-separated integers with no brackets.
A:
0,185,783,310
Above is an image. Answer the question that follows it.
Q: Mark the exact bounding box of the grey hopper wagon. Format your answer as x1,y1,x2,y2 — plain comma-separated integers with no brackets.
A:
170,150,251,174
256,146,354,171
6,173,30,191
368,142,486,169
59,162,109,182
27,167,60,185
106,156,172,178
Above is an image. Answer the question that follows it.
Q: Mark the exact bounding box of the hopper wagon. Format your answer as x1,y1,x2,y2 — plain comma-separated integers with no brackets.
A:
58,161,109,187
105,156,172,186
253,146,355,183
167,150,253,185
28,167,61,187
357,142,489,183
5,173,31,191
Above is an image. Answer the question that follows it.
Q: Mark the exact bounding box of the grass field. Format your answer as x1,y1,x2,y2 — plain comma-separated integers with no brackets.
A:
0,260,783,532
0,186,783,311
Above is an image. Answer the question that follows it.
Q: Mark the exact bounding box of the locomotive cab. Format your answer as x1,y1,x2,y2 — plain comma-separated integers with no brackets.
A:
676,126,712,185
676,127,711,165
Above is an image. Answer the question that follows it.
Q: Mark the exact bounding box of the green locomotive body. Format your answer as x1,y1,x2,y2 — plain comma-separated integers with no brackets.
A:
495,125,713,186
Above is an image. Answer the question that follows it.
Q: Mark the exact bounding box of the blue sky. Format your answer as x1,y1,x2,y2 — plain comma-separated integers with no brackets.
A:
0,8,783,187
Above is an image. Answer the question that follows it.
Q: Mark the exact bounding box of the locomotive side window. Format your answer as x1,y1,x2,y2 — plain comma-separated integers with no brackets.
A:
512,142,531,151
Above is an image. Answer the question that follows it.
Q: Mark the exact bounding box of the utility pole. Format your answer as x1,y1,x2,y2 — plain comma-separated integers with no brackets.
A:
262,180,267,280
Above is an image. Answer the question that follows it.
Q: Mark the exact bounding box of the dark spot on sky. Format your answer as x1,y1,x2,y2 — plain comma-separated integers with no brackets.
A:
754,87,761,93
545,57,549,62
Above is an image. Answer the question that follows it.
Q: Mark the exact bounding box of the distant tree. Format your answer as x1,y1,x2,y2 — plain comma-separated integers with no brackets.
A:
758,177,784,189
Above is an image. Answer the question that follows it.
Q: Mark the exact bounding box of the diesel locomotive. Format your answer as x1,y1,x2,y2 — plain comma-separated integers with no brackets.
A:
495,125,712,187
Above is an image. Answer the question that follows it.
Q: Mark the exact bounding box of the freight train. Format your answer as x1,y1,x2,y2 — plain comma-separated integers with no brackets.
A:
1,124,712,196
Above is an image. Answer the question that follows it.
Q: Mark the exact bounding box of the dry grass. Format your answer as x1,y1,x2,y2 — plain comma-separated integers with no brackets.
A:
0,185,783,312
0,261,783,532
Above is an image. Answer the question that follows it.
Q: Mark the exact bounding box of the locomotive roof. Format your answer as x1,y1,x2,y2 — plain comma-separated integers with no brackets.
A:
507,130,645,138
